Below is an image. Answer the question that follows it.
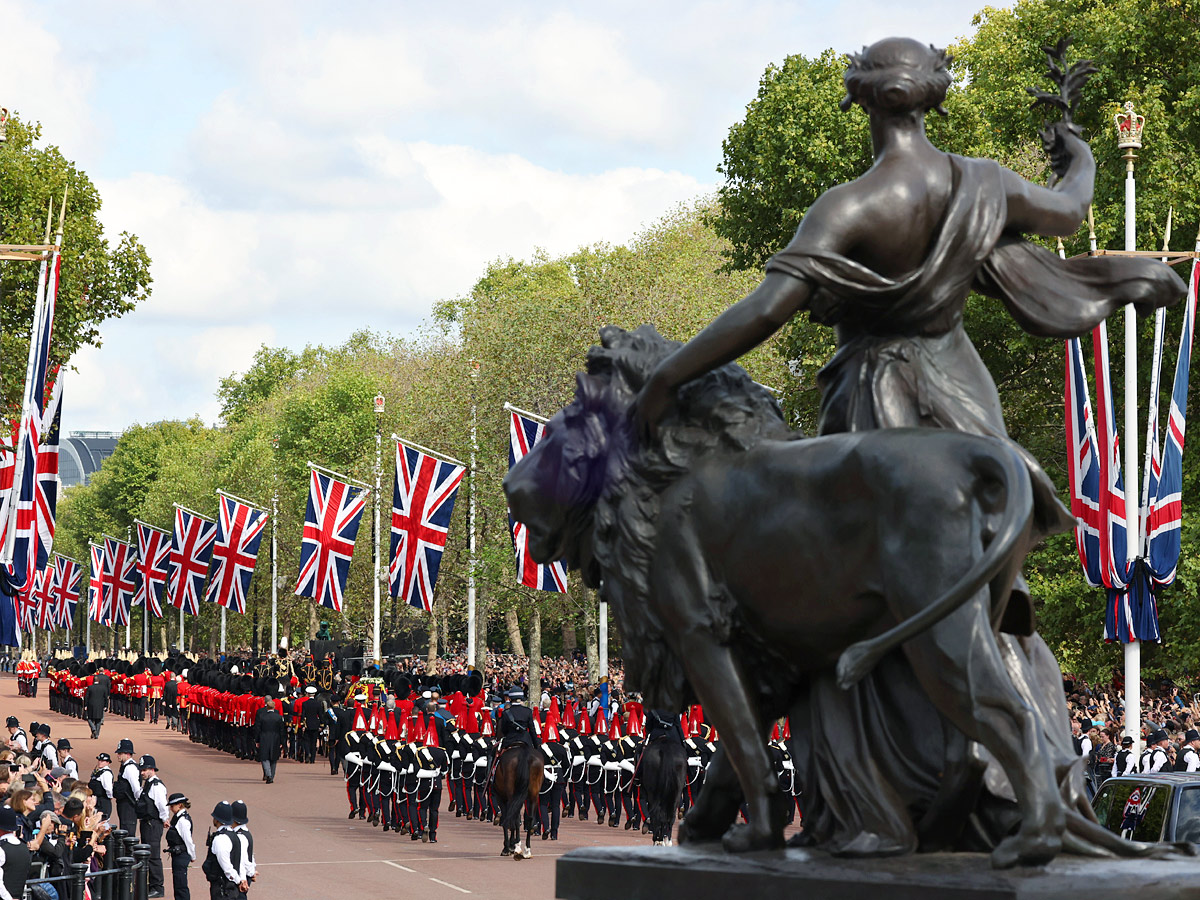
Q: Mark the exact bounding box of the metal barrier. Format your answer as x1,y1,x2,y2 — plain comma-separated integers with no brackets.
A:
25,829,149,900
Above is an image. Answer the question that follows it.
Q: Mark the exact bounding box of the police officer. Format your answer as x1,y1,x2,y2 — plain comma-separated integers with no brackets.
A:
89,753,115,819
202,802,245,899
113,739,142,836
1114,735,1138,776
5,717,27,754
1141,729,1171,773
138,755,169,898
165,792,194,900
55,739,79,781
230,802,256,893
1177,730,1200,773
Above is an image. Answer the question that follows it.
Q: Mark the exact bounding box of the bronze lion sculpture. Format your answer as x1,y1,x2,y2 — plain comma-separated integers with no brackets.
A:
505,324,1165,868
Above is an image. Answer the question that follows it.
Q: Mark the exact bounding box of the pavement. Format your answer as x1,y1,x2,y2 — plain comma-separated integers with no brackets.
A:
5,675,648,900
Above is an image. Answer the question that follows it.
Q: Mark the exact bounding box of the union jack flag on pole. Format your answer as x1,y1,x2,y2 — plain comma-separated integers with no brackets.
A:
52,555,81,630
204,493,269,615
134,521,171,618
87,542,106,625
102,536,138,628
1067,256,1198,643
507,408,567,592
166,506,217,616
34,565,56,631
0,240,60,603
388,440,465,612
295,466,370,613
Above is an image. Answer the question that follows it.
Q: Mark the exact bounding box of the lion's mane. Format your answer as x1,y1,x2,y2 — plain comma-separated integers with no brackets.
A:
575,324,789,709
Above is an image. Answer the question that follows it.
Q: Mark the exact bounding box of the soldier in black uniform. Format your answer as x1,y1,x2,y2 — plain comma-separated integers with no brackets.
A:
300,687,325,764
538,723,569,840
414,742,449,842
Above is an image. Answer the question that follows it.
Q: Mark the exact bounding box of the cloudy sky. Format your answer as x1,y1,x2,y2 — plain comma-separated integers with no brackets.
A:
4,0,981,432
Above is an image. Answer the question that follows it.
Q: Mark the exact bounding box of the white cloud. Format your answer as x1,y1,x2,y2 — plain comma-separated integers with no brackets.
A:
0,0,97,154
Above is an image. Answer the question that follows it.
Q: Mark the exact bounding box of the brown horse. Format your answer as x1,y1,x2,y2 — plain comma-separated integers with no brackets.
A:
493,743,544,859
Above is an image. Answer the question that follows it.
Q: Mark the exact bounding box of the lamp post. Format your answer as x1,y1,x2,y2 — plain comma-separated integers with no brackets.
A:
1115,99,1146,753
373,393,384,665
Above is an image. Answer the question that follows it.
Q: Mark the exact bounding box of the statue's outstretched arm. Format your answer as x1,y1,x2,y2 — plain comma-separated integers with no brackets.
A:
632,271,811,440
1000,126,1094,238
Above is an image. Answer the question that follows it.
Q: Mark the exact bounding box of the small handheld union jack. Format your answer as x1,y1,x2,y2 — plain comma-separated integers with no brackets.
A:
166,506,217,616
388,441,465,612
508,410,567,592
295,467,369,613
204,493,269,615
134,521,171,618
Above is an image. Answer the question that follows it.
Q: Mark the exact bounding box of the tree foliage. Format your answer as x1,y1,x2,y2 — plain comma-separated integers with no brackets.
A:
0,115,152,412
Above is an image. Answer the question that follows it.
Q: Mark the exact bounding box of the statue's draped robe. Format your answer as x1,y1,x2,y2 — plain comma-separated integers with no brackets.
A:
764,154,1185,855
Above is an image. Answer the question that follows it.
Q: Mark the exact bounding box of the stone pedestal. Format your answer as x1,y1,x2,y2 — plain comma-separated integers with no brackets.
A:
556,844,1200,900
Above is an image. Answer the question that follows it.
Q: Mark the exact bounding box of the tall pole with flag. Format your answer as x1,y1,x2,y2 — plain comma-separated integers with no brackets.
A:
373,393,384,664
271,436,279,655
1118,100,1143,750
467,363,478,668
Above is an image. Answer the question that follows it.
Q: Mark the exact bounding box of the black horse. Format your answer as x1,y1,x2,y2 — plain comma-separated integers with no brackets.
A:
638,738,686,845
493,743,544,859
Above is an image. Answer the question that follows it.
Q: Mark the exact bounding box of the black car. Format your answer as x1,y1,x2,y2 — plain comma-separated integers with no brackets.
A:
1090,774,1200,843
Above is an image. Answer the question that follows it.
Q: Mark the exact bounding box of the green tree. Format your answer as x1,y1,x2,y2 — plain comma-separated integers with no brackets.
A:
0,114,152,412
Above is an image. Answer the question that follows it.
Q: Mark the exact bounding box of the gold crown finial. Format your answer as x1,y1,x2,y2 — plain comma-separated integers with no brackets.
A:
1115,101,1145,150
0,108,8,143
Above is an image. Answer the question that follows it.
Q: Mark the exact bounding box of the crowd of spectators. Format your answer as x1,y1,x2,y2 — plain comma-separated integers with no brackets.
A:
0,739,114,900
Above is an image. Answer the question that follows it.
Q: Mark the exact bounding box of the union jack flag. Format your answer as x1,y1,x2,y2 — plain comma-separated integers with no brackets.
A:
295,469,369,613
204,494,268,615
1068,261,1199,644
1145,260,1199,584
1,250,60,610
508,411,567,592
388,442,464,612
88,542,106,625
102,537,137,628
34,564,56,630
166,507,217,616
52,555,81,630
134,522,170,618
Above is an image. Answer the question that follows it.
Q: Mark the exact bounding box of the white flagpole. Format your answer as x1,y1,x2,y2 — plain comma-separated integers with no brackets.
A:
221,607,226,654
125,526,131,651
2,202,53,567
373,395,384,665
1117,101,1142,754
467,365,479,667
271,438,278,655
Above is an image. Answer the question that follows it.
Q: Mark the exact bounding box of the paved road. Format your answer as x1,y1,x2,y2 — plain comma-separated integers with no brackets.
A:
7,675,648,899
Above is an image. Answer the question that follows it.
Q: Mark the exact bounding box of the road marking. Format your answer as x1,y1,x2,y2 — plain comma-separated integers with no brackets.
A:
259,853,568,866
383,861,416,873
429,877,471,894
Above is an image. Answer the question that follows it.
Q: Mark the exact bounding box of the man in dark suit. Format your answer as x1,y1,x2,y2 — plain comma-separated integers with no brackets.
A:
85,677,109,740
253,698,284,784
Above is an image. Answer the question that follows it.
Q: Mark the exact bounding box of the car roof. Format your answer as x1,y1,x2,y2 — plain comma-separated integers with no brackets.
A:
1102,774,1200,786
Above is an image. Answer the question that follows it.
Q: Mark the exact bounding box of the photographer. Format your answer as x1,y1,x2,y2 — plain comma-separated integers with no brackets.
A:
60,798,109,868
29,812,67,900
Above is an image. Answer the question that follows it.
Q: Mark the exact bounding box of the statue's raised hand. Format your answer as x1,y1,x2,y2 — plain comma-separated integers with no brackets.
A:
1039,121,1086,183
631,368,675,445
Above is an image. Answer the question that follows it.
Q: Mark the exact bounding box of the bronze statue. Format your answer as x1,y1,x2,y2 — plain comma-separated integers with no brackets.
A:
506,38,1187,869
